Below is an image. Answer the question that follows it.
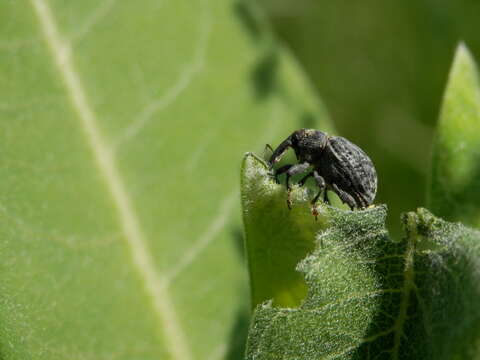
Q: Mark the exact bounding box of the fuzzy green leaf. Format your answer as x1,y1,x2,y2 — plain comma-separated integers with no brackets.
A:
0,0,333,359
242,155,480,359
241,153,330,309
429,43,480,227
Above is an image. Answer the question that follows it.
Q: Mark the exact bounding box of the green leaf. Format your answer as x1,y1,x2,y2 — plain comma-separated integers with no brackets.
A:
242,157,480,359
429,43,480,227
0,0,332,359
241,153,330,309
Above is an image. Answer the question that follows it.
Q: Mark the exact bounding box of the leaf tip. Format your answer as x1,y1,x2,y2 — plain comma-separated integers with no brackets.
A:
428,40,480,225
448,41,478,84
241,152,272,185
439,41,478,104
243,151,269,169
456,41,472,60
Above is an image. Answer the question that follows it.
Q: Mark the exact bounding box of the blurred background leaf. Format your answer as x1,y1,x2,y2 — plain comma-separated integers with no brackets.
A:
0,0,332,359
429,44,480,227
257,0,480,234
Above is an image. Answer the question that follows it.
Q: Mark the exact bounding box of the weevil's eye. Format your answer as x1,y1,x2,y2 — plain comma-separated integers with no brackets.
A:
291,129,306,143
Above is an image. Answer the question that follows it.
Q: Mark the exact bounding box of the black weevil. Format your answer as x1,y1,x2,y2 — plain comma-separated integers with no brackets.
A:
268,129,377,210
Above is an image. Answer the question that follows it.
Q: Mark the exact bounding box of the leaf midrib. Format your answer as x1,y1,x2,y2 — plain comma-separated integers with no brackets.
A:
391,215,416,360
29,1,191,359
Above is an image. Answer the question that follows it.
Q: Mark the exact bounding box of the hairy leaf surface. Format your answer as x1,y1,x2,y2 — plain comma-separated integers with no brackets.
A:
242,155,480,359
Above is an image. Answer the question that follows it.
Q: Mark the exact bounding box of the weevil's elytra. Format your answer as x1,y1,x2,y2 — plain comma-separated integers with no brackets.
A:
268,129,377,211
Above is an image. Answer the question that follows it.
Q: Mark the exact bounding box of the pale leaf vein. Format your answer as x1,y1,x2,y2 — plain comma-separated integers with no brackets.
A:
30,1,192,359
112,2,213,150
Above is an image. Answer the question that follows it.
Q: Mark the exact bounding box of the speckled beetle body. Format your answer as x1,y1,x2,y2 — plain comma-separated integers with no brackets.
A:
269,129,377,210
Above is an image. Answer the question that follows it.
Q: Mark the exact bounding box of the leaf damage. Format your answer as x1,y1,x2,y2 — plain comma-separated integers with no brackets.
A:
242,153,480,360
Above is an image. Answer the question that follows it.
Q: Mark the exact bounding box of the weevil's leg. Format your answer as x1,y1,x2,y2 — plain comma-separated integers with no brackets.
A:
331,183,357,210
353,192,369,209
309,172,325,221
323,189,330,205
311,171,326,204
278,163,310,209
347,189,368,209
298,171,313,187
285,163,310,190
269,137,293,165
274,164,293,184
265,144,274,153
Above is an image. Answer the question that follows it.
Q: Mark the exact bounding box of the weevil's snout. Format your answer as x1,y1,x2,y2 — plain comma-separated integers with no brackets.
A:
267,155,275,167
268,135,294,165
267,156,275,168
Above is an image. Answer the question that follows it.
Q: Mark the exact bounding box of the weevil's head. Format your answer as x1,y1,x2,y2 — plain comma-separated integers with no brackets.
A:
291,129,328,148
269,129,328,166
290,129,328,162
291,128,326,142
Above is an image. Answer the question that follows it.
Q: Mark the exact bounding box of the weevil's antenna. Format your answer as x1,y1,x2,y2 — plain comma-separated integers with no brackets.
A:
263,143,274,160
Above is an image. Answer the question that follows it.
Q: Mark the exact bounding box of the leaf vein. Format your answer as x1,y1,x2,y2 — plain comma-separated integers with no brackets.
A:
391,219,416,359
71,0,118,42
112,0,213,150
30,1,192,359
164,191,238,286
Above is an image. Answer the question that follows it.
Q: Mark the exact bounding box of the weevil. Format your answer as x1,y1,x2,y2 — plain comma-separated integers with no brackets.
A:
268,129,377,211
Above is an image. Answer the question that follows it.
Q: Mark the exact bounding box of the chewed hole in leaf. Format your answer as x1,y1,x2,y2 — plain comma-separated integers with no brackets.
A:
241,152,380,311
242,142,480,359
